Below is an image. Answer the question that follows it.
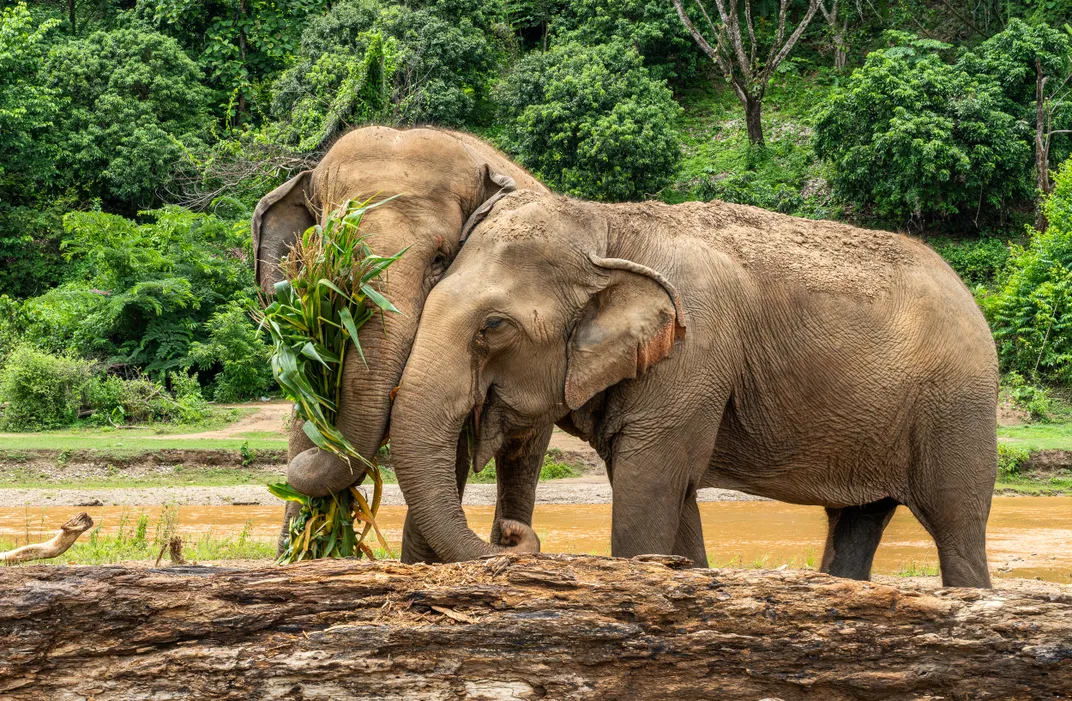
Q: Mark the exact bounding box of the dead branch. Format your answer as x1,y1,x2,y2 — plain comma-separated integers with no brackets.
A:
0,513,93,564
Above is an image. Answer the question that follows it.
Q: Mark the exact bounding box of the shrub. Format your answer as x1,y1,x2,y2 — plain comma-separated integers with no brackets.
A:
0,347,94,431
1002,372,1053,422
85,371,209,425
497,40,682,202
814,32,1031,226
997,443,1032,480
18,207,257,379
932,237,1010,287
698,172,805,215
549,0,704,83
271,0,500,148
188,301,273,402
985,157,1072,386
540,457,578,480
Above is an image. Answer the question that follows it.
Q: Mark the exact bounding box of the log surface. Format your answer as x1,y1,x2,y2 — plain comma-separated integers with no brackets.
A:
0,554,1069,700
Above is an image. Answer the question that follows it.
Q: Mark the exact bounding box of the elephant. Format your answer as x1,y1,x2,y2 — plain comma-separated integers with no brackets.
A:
389,190,999,587
252,126,548,562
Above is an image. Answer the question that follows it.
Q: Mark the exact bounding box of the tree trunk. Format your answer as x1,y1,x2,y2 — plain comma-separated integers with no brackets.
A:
744,95,765,146
833,25,848,70
1,554,1068,700
1036,59,1051,230
67,0,76,33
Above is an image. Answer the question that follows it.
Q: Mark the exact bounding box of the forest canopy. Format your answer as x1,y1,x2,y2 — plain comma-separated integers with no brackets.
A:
3,0,1072,428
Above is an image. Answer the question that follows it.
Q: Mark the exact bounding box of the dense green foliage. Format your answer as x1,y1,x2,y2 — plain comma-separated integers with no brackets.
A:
6,0,1072,431
985,159,1072,385
814,32,1032,225
498,40,682,201
0,346,208,430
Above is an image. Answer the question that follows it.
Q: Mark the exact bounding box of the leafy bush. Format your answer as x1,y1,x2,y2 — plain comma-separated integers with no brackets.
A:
933,237,1011,287
1001,372,1053,422
0,5,65,297
18,207,258,378
271,0,500,148
997,443,1032,480
985,157,1072,386
540,457,578,480
814,32,1031,226
498,40,682,201
699,171,806,215
189,301,274,402
0,347,94,431
85,371,209,425
143,0,326,122
549,0,704,83
43,27,211,210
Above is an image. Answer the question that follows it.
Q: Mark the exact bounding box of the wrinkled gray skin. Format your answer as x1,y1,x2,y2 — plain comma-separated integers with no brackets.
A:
252,127,548,562
390,191,998,587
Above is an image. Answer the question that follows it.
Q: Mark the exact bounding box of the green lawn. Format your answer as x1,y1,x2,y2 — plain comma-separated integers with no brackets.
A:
997,423,1072,451
0,434,287,453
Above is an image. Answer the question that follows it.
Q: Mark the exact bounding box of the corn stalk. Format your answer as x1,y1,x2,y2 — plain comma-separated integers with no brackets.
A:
256,197,404,563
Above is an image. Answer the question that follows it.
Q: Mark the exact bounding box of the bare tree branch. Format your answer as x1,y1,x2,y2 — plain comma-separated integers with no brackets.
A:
0,513,93,564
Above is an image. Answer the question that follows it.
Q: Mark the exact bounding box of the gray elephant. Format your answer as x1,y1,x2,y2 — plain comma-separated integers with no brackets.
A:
390,190,999,587
252,126,548,562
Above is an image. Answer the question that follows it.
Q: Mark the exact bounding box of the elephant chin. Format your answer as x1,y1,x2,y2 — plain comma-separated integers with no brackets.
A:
286,448,360,498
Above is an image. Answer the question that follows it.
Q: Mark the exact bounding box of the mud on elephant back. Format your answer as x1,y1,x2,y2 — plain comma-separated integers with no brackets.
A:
251,126,548,564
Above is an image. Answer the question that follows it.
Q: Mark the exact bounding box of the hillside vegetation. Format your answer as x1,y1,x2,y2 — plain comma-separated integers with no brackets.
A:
2,0,1072,432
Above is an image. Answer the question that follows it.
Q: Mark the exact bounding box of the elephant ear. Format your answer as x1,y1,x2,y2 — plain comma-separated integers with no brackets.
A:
564,255,687,411
460,164,517,244
252,170,315,293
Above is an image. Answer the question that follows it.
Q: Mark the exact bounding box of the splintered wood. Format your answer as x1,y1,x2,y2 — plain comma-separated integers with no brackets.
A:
0,554,1068,700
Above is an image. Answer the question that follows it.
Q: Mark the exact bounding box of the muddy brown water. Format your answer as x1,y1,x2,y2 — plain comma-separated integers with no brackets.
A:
2,497,1069,583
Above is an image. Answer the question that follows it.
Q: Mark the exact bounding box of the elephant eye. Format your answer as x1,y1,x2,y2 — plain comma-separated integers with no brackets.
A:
483,316,507,331
429,250,449,281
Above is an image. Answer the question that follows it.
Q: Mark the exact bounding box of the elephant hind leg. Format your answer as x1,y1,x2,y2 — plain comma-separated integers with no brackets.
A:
820,498,898,581
905,400,996,588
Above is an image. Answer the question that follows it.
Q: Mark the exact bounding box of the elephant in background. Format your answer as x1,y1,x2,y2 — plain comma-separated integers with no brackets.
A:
389,190,999,587
252,126,549,562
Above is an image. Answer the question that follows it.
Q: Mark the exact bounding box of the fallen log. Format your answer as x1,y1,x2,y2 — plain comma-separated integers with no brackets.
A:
0,554,1068,700
0,512,93,564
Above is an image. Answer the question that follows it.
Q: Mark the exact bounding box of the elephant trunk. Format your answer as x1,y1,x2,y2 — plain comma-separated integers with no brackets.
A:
390,320,539,563
285,243,428,497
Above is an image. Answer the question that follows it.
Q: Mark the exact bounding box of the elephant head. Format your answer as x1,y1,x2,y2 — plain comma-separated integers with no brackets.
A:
390,192,686,562
252,127,546,558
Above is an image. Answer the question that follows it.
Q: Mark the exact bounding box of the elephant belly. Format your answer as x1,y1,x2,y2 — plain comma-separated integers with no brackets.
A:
703,446,906,509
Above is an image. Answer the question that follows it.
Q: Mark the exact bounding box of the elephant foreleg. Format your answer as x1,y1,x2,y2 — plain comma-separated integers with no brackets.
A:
607,414,719,560
489,425,553,547
672,490,709,567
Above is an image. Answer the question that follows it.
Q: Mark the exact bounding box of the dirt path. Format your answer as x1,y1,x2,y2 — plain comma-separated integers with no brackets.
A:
149,401,291,440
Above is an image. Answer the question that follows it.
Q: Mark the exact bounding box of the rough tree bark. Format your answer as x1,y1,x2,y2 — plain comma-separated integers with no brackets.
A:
0,554,1068,700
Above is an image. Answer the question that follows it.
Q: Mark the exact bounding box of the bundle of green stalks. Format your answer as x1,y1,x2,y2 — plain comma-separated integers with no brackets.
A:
258,197,404,563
